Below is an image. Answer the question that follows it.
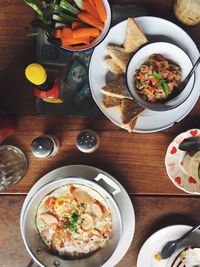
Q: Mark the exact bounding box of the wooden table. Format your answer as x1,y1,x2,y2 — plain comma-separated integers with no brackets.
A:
0,1,199,267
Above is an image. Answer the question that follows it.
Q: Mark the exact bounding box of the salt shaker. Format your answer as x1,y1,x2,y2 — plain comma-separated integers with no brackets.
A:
76,129,99,153
31,134,59,158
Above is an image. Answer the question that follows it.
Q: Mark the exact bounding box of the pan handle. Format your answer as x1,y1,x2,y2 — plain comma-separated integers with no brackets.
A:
26,259,39,267
94,173,121,196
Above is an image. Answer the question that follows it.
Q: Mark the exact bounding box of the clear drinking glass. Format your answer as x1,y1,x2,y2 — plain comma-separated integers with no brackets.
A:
0,145,28,191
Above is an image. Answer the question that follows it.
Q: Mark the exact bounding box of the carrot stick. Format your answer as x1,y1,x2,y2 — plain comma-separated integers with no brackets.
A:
92,0,107,22
61,36,90,46
72,21,85,30
73,28,100,39
55,29,62,38
83,0,99,19
77,11,103,30
62,27,73,38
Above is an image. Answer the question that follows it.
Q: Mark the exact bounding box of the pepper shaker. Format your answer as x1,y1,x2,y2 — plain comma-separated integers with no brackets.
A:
31,134,59,158
76,129,99,153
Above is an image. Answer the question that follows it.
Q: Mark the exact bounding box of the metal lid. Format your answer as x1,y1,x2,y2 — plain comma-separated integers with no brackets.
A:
31,136,54,158
76,129,99,153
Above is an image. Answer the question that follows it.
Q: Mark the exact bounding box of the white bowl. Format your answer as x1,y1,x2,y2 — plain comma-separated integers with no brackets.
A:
126,42,195,111
54,0,112,52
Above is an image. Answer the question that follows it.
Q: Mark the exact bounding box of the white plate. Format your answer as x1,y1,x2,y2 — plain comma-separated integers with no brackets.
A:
165,129,200,194
89,16,200,133
137,225,200,267
20,165,135,267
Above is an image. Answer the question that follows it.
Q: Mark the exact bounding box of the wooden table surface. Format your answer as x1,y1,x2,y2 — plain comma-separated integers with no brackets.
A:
0,0,200,267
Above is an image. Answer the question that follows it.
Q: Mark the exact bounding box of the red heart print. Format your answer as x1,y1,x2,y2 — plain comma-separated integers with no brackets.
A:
175,177,181,184
170,146,177,154
189,177,197,184
190,130,198,136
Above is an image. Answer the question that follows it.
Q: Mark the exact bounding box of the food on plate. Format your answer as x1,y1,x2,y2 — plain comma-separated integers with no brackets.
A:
36,184,112,258
101,17,147,132
102,95,122,108
101,77,144,132
170,247,200,267
25,0,108,48
105,46,131,72
154,252,162,262
101,76,132,99
103,58,123,75
124,17,148,53
121,98,144,126
103,17,148,74
134,54,182,103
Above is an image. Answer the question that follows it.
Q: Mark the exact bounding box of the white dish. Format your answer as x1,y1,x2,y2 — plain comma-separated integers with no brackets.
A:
165,128,200,194
89,16,200,133
126,42,194,111
21,165,135,267
137,225,200,267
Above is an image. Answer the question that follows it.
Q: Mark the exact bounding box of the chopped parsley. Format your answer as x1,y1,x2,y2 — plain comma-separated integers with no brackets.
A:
152,72,169,95
63,210,79,232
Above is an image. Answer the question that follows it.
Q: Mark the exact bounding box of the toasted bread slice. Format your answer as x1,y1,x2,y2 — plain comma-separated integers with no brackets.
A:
124,17,148,53
102,95,122,108
104,57,124,75
125,116,139,133
101,77,132,99
105,46,131,72
120,98,144,130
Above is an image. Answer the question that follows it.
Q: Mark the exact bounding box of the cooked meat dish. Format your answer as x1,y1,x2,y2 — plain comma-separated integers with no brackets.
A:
134,54,182,103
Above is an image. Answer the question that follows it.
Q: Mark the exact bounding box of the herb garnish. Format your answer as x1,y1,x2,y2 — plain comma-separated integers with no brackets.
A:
152,72,169,95
64,210,79,232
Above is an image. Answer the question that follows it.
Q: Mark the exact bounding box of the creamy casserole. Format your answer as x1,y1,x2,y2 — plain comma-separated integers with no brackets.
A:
36,184,112,258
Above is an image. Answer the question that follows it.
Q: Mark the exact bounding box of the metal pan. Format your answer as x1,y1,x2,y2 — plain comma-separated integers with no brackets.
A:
21,173,123,267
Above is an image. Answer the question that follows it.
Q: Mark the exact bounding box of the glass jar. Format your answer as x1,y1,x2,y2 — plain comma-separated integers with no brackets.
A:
0,145,28,192
173,0,200,26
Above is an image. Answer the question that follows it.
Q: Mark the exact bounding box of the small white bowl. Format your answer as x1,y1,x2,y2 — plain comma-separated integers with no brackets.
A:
126,42,195,111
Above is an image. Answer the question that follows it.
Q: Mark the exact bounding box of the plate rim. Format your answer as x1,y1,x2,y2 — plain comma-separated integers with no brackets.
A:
137,224,193,267
165,128,200,195
89,16,200,133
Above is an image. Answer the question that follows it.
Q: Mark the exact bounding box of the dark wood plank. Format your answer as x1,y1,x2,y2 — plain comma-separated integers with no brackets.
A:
1,114,200,195
0,195,199,267
0,0,36,115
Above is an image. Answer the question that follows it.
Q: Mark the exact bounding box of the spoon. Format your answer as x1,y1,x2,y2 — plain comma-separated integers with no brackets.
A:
160,225,200,259
179,137,200,153
167,56,200,100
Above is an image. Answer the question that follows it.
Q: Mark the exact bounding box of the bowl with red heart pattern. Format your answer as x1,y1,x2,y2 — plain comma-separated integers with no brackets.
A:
165,129,200,194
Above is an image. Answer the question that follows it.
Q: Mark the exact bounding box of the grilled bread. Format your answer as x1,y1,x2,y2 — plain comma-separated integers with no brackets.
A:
101,77,132,99
102,95,122,108
105,46,131,72
120,98,144,132
103,57,124,75
124,17,148,53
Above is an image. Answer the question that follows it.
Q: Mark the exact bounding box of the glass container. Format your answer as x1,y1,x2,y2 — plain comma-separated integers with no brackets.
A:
0,145,28,192
173,0,200,26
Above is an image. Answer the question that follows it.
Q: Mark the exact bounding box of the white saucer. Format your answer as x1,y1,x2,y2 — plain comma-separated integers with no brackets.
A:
137,225,200,267
89,16,200,133
20,165,135,267
165,129,200,194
